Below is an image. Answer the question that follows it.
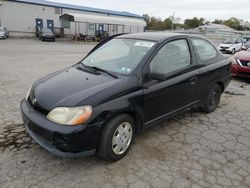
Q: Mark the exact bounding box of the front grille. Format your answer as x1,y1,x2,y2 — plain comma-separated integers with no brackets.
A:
27,96,49,115
29,122,53,144
239,60,250,67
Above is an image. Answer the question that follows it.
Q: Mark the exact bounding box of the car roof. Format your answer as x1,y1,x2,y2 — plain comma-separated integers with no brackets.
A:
117,32,202,42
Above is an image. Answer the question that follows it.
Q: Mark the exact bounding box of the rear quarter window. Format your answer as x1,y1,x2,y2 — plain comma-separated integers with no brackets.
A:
191,38,218,63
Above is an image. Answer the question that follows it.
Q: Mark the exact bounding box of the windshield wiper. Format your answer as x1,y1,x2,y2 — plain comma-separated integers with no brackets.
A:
90,66,118,79
77,64,100,75
78,64,118,79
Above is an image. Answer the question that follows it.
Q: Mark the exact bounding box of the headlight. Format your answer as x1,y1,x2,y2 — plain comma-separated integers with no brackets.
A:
25,85,32,101
46,106,92,126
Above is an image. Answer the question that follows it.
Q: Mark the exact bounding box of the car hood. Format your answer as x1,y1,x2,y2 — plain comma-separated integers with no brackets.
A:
234,51,250,61
0,32,4,35
31,66,123,111
220,43,233,47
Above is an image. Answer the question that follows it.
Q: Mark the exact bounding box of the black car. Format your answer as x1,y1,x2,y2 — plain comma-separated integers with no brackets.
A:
21,33,231,161
38,28,55,42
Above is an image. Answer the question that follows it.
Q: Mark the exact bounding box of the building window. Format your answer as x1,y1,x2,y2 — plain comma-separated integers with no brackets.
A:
62,20,70,28
112,25,118,33
89,24,95,30
55,7,61,14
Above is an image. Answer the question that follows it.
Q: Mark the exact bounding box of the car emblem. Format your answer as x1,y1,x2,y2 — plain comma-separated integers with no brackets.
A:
32,98,37,105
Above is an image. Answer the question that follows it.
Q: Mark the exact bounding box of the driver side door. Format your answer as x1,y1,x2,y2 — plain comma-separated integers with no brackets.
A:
143,38,199,125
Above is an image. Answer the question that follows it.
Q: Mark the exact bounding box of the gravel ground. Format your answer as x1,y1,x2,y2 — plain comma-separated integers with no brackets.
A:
0,38,250,188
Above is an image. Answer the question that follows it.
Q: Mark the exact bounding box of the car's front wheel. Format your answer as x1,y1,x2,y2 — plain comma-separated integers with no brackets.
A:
231,48,235,54
97,114,135,161
202,84,221,113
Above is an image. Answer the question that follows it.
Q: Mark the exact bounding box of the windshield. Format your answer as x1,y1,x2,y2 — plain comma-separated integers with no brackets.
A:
223,37,236,44
41,28,52,33
81,39,155,75
0,28,4,32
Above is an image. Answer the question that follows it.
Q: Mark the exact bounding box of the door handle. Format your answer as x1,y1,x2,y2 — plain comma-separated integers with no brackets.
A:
189,77,197,85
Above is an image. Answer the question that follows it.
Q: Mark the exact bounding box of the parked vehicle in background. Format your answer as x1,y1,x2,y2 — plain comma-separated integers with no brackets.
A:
242,37,250,50
0,26,9,39
38,28,55,42
232,46,250,78
242,41,250,50
21,33,232,161
218,37,244,54
79,33,96,42
95,30,109,42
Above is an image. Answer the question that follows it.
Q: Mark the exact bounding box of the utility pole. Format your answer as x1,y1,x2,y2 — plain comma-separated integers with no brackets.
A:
171,11,175,30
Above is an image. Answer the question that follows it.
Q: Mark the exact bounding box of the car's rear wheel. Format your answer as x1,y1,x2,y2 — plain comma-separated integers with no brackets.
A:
97,114,135,161
202,84,221,113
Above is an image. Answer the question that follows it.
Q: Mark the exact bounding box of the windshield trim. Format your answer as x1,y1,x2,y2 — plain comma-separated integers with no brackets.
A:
117,37,158,43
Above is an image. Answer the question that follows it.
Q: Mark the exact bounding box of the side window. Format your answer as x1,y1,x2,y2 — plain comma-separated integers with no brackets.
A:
150,39,191,75
191,38,217,61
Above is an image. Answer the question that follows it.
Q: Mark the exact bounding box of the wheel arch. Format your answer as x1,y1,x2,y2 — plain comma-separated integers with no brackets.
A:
97,109,144,135
216,81,225,93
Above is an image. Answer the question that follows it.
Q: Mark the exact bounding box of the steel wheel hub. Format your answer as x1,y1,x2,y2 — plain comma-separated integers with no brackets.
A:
112,122,132,155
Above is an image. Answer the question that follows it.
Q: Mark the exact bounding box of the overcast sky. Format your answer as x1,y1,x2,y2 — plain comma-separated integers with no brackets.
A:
50,0,250,22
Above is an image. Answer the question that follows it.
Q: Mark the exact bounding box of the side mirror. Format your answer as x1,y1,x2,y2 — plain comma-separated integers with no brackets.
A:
150,71,167,81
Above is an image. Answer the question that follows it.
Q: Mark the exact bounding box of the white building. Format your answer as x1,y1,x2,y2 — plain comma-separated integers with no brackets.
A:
0,0,146,37
197,24,236,33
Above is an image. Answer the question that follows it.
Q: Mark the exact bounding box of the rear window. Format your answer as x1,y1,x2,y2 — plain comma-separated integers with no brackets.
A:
191,38,217,61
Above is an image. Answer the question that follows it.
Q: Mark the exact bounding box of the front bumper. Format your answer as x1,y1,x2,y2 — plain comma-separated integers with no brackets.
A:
42,36,55,41
231,64,250,78
219,48,231,53
20,99,101,158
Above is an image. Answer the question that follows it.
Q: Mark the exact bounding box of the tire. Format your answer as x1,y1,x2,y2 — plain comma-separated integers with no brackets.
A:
97,114,135,161
231,48,235,54
244,78,250,84
202,84,221,113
